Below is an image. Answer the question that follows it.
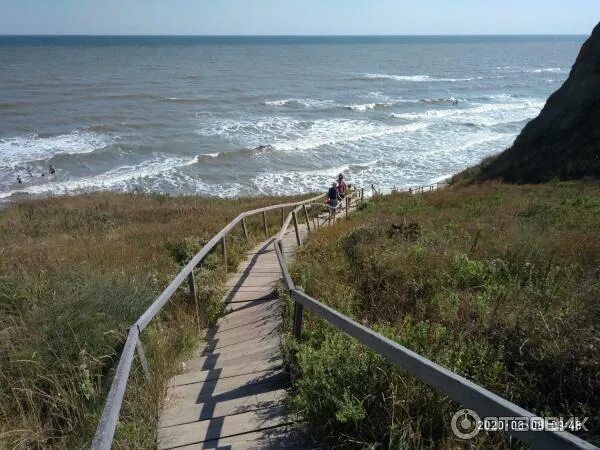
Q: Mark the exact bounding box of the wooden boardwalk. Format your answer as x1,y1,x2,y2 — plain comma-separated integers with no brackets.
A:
158,225,311,449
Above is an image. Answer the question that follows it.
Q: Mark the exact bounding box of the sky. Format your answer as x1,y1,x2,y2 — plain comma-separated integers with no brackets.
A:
0,0,598,35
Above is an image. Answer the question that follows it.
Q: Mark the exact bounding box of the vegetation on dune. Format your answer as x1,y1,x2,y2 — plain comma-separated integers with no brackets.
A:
0,192,306,449
286,181,599,449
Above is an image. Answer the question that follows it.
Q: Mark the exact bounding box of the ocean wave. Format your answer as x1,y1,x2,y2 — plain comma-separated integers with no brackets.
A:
389,100,544,127
525,67,564,73
0,131,113,168
263,98,335,108
344,102,394,112
252,162,373,195
0,155,197,200
272,120,428,151
360,73,475,82
163,97,202,104
196,116,429,154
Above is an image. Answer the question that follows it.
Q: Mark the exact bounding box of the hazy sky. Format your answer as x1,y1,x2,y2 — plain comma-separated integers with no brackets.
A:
0,0,598,35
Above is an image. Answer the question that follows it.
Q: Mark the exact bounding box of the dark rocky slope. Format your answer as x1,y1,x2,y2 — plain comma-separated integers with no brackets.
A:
477,22,600,183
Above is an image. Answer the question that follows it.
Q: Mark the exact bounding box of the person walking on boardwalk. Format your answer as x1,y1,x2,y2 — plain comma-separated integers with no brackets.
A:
328,182,340,208
337,173,347,198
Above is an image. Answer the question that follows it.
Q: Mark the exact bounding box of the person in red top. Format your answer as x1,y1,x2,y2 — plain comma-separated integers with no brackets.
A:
336,173,347,198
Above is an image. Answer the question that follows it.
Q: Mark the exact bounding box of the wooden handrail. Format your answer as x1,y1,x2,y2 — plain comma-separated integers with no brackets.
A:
92,193,323,450
273,189,597,450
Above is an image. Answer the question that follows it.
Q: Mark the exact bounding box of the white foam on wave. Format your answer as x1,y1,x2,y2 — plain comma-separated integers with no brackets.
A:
271,120,428,152
252,163,363,196
390,99,544,127
264,98,335,108
0,155,197,200
344,102,394,112
361,73,475,82
197,116,429,153
264,99,291,106
525,67,564,73
0,131,113,168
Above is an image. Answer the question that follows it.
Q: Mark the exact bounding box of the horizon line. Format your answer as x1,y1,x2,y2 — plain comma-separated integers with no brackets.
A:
0,33,588,37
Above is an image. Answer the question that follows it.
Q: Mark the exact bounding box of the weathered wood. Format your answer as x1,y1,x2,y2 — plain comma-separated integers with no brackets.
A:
281,206,285,226
158,405,293,449
293,302,303,340
303,204,311,233
221,236,227,272
292,211,301,246
135,332,151,379
241,217,248,240
169,358,284,388
92,327,139,450
187,271,200,329
160,388,287,428
262,210,268,238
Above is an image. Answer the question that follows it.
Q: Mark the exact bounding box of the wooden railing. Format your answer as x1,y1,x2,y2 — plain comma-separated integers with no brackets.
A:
91,194,324,450
273,187,597,450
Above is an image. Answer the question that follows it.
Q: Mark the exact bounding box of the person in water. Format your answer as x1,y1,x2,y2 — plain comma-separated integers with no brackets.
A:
337,173,347,198
49,164,56,175
17,174,22,184
328,182,340,208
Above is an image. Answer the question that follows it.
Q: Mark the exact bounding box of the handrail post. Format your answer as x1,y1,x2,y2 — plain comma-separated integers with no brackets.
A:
135,325,150,379
241,217,248,240
262,211,268,238
221,236,227,272
187,270,201,330
293,287,304,340
281,207,284,226
345,196,349,218
292,210,301,246
303,204,311,233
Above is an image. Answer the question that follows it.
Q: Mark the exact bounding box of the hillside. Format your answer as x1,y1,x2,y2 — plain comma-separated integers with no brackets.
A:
474,22,600,182
287,181,599,448
0,192,306,449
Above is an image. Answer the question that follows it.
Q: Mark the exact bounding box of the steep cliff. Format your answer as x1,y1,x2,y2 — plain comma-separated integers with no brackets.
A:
478,22,600,182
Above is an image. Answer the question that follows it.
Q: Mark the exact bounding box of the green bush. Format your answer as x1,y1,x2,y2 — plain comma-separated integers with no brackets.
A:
286,181,600,448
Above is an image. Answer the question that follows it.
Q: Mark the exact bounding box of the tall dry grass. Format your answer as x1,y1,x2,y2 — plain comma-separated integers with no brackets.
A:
0,192,308,449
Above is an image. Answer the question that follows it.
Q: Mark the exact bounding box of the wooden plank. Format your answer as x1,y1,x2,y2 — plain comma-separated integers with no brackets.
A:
184,342,282,372
166,369,288,408
160,388,287,428
201,322,281,354
157,405,293,449
212,312,281,334
225,276,280,287
170,358,284,387
225,285,277,292
171,425,311,450
226,296,280,311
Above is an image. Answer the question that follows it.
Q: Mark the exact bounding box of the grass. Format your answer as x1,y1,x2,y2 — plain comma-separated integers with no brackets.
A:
286,181,599,449
0,191,309,449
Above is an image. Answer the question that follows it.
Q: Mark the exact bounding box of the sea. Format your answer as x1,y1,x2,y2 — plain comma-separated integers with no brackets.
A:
0,35,586,203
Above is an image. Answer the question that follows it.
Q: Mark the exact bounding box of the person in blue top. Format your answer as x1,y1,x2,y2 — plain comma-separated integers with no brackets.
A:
327,182,340,208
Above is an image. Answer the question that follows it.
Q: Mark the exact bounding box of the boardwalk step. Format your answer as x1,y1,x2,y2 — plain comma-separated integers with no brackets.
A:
184,342,282,372
158,404,294,449
160,388,287,428
171,425,312,450
170,358,284,387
